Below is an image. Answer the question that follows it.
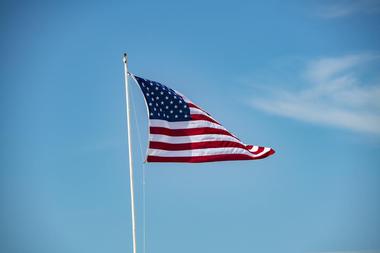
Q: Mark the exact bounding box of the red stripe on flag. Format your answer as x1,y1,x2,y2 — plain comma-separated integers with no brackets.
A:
190,114,220,125
147,150,275,163
149,141,248,151
187,102,202,110
150,127,235,137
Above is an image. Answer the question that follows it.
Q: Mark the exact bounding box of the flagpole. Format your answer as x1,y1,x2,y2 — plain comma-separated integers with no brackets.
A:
123,53,137,253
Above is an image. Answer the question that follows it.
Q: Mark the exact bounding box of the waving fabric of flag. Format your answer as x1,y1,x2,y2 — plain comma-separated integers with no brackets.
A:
130,73,275,163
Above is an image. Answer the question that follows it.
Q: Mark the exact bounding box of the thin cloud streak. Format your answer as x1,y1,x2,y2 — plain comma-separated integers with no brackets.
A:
249,53,380,135
317,0,380,18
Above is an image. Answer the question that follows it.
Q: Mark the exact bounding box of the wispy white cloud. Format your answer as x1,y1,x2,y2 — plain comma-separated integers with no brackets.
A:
249,53,380,135
317,0,380,18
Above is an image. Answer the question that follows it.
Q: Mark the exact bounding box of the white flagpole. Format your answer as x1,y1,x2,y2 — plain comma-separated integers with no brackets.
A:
123,53,137,253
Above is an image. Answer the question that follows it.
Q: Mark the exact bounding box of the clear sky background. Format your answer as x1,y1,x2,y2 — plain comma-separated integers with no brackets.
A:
1,0,380,253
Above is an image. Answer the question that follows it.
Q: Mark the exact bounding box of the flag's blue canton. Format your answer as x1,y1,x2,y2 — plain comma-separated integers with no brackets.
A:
133,75,191,122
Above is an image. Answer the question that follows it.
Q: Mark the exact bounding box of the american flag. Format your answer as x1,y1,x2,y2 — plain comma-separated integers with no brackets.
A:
130,73,275,163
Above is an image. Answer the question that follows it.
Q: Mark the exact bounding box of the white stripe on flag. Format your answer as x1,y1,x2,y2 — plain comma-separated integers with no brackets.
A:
190,107,208,115
149,133,242,144
149,119,226,131
148,147,271,158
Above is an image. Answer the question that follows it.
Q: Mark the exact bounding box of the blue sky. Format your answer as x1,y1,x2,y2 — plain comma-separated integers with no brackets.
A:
1,0,380,253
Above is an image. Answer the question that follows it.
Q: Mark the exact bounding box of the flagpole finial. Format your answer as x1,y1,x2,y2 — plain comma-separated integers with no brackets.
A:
123,53,128,64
